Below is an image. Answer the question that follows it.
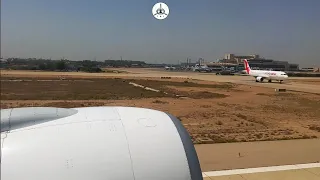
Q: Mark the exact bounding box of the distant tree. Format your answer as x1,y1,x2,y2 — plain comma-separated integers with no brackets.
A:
2,58,116,73
55,60,66,70
104,60,146,67
80,66,103,73
39,63,46,70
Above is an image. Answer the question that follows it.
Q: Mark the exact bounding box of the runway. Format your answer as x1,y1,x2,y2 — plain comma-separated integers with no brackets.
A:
202,163,320,180
190,74,320,94
198,139,320,179
2,68,319,95
122,69,320,94
195,139,320,172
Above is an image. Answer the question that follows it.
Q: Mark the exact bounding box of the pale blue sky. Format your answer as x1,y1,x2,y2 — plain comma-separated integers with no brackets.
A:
1,0,320,67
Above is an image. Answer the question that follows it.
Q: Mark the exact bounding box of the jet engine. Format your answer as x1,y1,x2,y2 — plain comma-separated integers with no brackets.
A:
256,77,263,82
1,107,203,180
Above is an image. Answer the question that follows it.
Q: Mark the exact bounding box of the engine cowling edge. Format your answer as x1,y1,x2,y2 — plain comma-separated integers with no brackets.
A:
166,113,203,180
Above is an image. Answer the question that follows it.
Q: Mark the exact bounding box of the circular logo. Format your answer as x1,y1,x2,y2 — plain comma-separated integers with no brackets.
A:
152,2,169,20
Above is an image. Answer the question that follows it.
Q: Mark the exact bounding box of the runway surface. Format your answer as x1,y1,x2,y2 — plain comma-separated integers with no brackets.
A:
99,68,320,94
202,163,320,180
195,139,320,172
198,138,320,179
143,70,319,94
2,69,319,94
191,74,320,94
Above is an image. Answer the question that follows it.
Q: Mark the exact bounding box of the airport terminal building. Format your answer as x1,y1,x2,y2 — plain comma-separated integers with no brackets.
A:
216,54,299,71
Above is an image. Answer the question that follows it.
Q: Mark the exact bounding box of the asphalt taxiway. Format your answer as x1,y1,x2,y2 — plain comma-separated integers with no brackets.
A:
202,163,320,180
126,69,320,94
2,69,319,95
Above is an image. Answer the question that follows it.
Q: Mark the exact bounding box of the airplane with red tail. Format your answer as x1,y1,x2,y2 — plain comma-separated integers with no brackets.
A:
243,59,289,83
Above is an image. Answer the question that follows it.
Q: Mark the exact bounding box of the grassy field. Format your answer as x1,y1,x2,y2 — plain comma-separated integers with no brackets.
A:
0,77,233,100
1,76,320,144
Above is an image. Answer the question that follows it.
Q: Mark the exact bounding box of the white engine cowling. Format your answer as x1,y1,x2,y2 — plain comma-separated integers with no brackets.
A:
1,107,203,180
256,77,263,82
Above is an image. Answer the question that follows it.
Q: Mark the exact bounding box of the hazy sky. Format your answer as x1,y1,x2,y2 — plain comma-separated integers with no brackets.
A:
1,0,320,67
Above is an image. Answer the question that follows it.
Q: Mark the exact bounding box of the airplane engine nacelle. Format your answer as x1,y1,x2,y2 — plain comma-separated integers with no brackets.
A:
0,107,203,180
256,76,263,82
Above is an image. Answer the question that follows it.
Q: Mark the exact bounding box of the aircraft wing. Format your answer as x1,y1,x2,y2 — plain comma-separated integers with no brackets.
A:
1,107,202,180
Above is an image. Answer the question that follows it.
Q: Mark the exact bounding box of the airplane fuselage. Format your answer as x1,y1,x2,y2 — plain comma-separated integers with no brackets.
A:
249,70,288,81
243,59,289,83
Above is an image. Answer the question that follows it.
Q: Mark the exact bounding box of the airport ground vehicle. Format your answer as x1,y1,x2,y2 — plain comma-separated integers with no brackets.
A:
215,70,235,75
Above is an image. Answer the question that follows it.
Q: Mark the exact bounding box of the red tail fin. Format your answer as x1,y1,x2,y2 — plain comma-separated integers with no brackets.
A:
243,59,251,74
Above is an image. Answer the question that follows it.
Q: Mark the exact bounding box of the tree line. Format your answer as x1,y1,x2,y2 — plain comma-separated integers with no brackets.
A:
1,58,147,73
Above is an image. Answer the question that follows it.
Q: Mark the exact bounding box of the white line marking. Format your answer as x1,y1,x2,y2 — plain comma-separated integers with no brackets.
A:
203,163,320,177
202,172,208,177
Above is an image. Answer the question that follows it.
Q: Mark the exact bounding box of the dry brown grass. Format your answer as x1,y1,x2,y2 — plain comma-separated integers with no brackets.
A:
1,75,320,144
0,77,169,100
0,77,232,100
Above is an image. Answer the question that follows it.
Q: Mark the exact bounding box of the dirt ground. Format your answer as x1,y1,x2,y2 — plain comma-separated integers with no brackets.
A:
1,74,319,144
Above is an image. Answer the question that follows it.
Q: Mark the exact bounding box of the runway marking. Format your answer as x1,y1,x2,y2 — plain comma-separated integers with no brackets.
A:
202,162,320,177
128,82,185,97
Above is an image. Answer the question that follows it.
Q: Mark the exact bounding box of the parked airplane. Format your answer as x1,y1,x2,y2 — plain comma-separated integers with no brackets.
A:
165,66,176,70
1,106,202,180
243,59,288,83
193,64,211,72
